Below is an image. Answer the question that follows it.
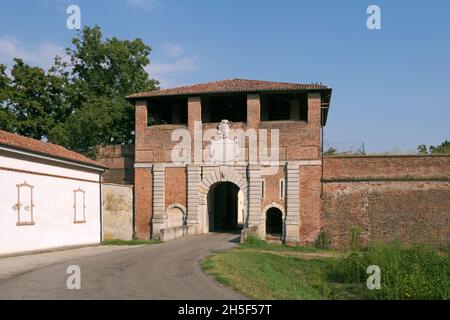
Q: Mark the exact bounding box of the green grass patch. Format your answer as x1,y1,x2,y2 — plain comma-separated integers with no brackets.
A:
203,239,449,300
101,239,160,246
203,250,335,299
241,234,332,253
328,243,450,300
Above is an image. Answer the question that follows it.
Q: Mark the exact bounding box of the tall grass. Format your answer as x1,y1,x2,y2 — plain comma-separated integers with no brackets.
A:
328,243,450,299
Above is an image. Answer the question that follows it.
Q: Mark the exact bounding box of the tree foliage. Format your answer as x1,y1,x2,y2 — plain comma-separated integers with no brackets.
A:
0,25,158,154
417,140,450,155
0,59,68,140
323,147,337,156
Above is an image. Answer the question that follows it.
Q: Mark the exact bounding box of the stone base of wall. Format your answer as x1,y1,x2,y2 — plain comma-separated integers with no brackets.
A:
240,226,260,243
159,225,199,242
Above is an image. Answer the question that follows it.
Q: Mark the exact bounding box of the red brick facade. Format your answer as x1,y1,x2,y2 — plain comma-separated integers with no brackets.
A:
96,146,450,248
134,167,152,239
165,167,187,208
299,164,322,245
93,79,449,248
261,166,285,210
321,156,450,248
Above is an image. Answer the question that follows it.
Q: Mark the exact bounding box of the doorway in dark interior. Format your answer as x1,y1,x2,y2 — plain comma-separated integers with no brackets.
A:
266,207,283,237
207,182,241,232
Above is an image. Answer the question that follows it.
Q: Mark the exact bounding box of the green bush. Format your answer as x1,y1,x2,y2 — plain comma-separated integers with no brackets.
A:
328,243,450,299
315,228,330,249
244,234,265,245
349,225,364,251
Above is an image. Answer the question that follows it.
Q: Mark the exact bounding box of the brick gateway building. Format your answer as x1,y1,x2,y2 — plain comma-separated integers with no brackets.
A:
123,79,449,247
127,79,332,245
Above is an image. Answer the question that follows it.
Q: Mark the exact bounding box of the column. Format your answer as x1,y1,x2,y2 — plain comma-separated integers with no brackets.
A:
188,96,202,164
186,164,201,234
285,162,300,244
247,165,262,232
151,164,165,240
247,94,261,129
307,92,321,145
290,99,300,120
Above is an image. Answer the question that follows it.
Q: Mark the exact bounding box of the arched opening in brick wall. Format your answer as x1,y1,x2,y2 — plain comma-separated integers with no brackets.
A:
266,207,283,237
207,182,243,232
198,165,249,234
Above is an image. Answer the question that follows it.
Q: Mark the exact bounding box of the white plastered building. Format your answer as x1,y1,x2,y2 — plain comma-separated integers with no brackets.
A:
0,130,106,255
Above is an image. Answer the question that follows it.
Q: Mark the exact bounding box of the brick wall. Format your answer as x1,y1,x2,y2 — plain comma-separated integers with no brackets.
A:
165,167,187,208
321,155,450,248
129,93,449,247
323,155,450,181
134,93,322,164
95,144,135,185
261,166,285,210
300,164,321,245
134,167,152,239
247,94,261,129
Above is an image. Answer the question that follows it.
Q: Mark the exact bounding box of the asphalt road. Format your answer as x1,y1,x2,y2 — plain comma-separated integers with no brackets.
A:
0,233,244,300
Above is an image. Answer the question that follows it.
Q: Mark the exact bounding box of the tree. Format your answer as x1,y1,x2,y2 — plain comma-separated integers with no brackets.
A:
0,59,68,140
417,141,450,155
54,25,158,153
62,97,132,156
429,140,450,154
324,147,337,156
417,144,428,154
0,64,15,131
0,25,159,155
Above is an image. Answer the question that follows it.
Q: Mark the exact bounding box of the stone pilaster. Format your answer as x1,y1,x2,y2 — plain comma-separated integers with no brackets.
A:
247,165,262,231
151,164,165,240
186,164,201,234
286,162,300,243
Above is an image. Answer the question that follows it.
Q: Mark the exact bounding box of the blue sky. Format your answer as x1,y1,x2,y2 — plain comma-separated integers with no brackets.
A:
0,0,449,153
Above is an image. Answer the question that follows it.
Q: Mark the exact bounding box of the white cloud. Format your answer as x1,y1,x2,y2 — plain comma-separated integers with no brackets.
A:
126,0,159,11
146,44,199,88
0,36,66,70
161,43,184,59
150,57,198,77
147,57,199,88
0,36,199,89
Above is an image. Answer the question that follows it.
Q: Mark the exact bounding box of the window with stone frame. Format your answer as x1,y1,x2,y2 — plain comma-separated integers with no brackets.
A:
261,179,266,199
279,178,285,199
73,188,86,223
16,181,35,226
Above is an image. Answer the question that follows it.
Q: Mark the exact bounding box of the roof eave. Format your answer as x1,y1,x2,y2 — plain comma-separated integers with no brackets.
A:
126,87,332,100
0,144,107,172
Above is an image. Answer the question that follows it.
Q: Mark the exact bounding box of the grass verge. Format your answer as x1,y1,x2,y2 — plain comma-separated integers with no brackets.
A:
202,238,449,300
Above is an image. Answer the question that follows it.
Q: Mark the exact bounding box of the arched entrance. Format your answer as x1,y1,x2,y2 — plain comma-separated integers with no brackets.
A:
198,165,249,234
207,182,243,232
266,207,283,236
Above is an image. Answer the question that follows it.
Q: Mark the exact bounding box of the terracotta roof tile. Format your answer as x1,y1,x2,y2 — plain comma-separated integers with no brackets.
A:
127,78,331,99
0,130,106,169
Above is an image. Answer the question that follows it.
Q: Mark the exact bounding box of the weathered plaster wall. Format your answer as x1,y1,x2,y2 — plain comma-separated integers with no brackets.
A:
102,183,133,241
